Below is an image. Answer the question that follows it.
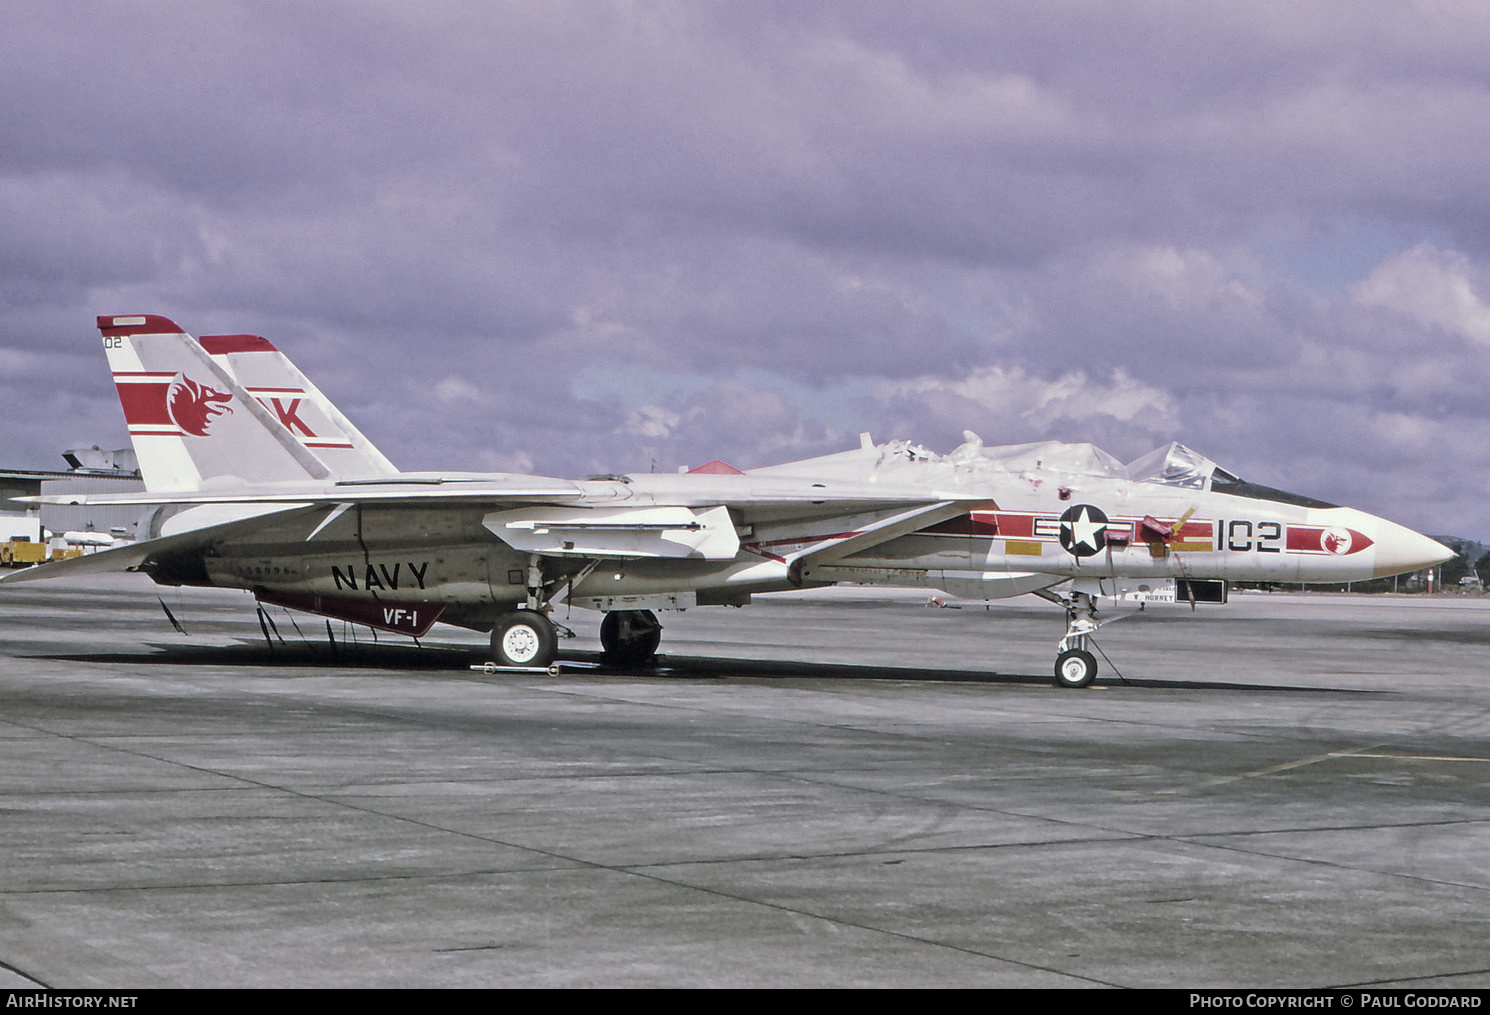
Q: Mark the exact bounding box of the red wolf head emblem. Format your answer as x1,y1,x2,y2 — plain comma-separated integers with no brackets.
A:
166,374,234,437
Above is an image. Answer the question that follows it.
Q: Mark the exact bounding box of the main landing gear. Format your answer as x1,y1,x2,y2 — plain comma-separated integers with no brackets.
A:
487,606,663,671
489,553,565,670
487,556,664,672
600,609,662,668
490,609,559,669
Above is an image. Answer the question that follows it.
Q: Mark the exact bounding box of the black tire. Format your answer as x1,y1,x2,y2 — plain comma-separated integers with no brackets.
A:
600,609,662,668
1054,648,1098,688
490,610,558,668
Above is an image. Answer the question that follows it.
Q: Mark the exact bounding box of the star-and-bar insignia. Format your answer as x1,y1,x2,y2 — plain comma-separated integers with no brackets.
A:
1058,504,1108,557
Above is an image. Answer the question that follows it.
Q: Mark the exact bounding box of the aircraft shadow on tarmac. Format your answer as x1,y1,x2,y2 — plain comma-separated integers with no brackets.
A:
24,638,1375,694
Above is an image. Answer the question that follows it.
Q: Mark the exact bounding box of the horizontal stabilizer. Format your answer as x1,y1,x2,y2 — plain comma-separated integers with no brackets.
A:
159,503,313,538
21,474,586,509
0,505,313,585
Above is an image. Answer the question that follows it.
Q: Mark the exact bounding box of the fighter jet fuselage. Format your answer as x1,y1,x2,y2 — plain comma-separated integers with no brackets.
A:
3,316,1452,687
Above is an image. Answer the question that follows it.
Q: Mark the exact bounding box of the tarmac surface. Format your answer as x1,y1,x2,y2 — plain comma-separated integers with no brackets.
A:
0,575,1487,988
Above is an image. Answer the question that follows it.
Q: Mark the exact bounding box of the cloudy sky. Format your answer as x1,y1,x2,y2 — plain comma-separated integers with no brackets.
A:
4,1,1488,537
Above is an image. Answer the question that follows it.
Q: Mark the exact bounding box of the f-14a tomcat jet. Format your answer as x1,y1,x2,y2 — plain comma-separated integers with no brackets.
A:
2,315,1452,687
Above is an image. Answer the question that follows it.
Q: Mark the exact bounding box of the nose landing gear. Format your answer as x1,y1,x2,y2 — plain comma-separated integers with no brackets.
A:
1053,588,1100,688
1037,580,1109,688
1055,645,1098,688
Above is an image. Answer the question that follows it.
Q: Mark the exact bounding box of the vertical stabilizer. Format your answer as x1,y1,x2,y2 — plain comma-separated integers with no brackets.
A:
202,334,399,480
99,315,333,491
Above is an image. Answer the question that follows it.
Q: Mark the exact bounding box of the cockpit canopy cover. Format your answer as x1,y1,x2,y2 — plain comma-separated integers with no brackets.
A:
972,440,1128,479
1126,442,1239,490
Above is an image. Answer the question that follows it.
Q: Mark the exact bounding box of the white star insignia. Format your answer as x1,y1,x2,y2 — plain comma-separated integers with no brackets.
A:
1064,507,1106,553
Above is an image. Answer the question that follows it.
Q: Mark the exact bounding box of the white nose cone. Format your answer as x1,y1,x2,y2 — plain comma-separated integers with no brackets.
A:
1371,522,1454,579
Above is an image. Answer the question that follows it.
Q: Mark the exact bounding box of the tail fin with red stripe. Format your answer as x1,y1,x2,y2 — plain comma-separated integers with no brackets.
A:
200,333,399,480
99,315,332,491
